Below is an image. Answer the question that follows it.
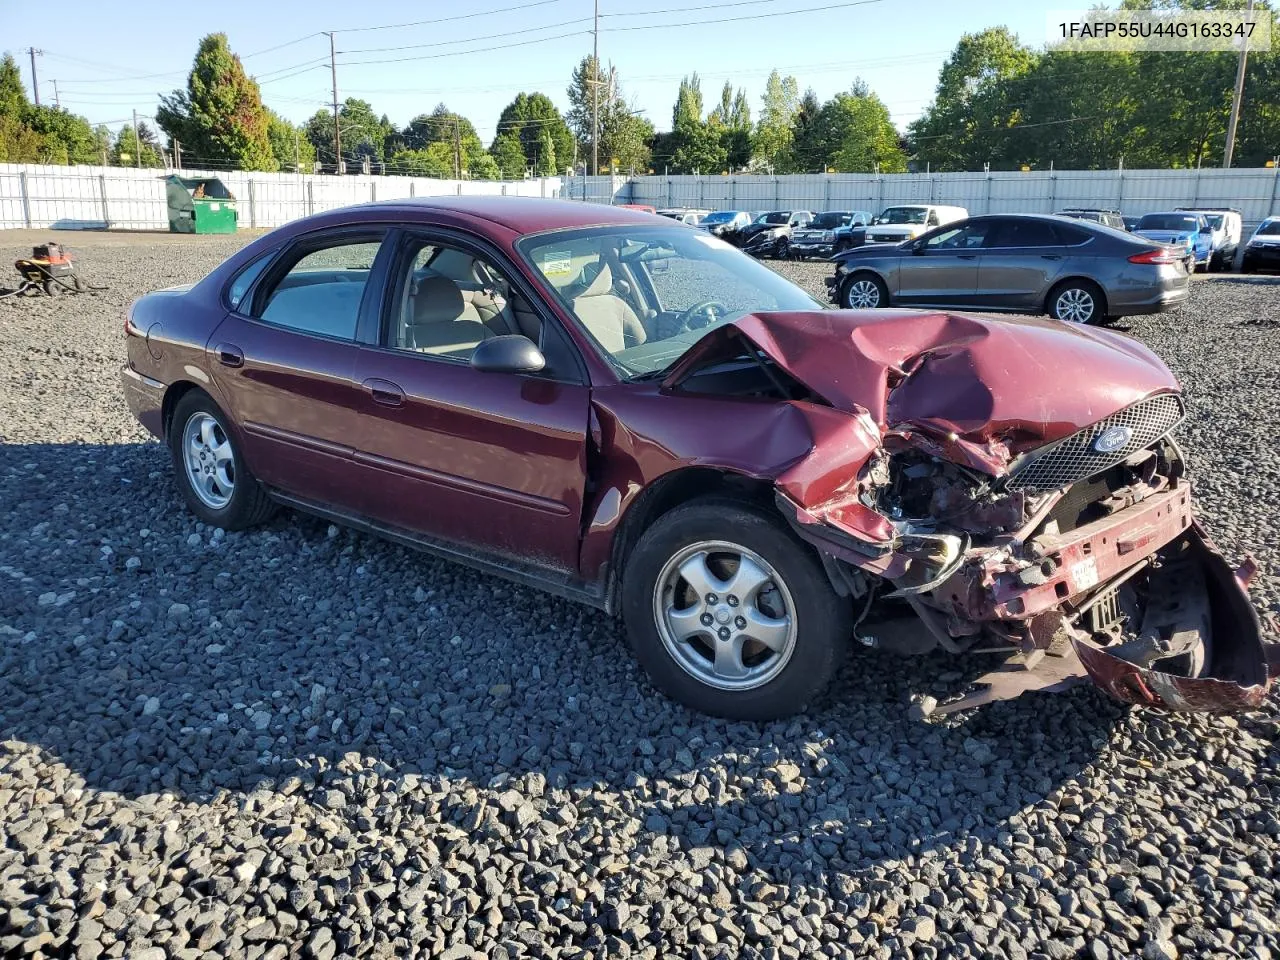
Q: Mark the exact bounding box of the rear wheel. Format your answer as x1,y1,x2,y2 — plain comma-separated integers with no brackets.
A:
840,272,888,309
169,390,276,530
1048,279,1104,324
622,499,849,720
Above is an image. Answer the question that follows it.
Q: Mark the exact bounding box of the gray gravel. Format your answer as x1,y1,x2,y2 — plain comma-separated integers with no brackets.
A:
1,232,1278,960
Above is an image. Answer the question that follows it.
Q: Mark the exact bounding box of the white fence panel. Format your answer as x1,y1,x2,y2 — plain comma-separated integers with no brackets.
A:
5,163,1280,233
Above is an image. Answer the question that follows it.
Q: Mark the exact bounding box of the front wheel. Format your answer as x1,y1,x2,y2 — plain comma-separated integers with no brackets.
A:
169,390,276,530
622,499,849,720
776,237,790,260
840,272,888,309
1048,279,1104,324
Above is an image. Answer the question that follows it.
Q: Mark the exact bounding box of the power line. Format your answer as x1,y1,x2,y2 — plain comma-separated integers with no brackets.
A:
339,17,592,55
336,29,588,66
601,0,885,32
333,0,568,33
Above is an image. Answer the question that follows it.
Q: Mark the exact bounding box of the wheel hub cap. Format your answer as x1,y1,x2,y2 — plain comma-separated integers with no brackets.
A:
846,280,881,308
1057,288,1095,323
653,540,798,691
181,412,235,510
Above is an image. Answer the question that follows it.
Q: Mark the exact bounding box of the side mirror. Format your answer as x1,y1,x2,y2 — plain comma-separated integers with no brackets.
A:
911,240,927,255
470,335,546,375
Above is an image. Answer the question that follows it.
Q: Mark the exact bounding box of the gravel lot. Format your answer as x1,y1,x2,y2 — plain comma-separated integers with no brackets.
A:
1,230,1278,960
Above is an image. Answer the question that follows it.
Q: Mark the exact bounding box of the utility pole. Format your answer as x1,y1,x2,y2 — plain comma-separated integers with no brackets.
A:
1224,0,1255,168
454,116,462,180
325,31,342,174
174,138,182,170
51,79,60,109
592,0,599,176
132,110,141,168
26,48,42,106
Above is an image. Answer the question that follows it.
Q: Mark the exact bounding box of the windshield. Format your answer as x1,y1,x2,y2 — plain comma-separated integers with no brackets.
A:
1138,214,1199,232
702,211,738,225
1202,214,1224,229
757,212,790,225
1257,220,1280,236
518,225,823,378
811,212,850,229
878,207,928,224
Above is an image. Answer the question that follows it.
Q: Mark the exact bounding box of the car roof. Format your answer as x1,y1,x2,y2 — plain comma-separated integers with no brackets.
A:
342,195,664,233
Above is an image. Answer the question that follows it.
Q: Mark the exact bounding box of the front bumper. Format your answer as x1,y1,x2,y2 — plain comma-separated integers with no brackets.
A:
790,242,834,258
1242,244,1280,271
743,234,786,257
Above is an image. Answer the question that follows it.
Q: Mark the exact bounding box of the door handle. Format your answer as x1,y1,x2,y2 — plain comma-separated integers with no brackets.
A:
215,343,244,368
1041,255,1063,260
957,254,978,260
362,377,404,407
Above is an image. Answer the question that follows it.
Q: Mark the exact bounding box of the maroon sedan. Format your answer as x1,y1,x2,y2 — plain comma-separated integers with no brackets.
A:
122,197,1275,720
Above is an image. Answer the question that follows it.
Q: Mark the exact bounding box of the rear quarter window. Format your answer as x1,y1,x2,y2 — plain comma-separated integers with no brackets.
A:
225,252,274,310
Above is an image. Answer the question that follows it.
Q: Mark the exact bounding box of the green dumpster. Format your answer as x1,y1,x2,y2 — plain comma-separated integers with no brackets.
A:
164,175,238,234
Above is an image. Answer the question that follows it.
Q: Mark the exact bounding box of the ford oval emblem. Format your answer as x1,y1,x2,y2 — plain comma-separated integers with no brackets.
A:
1092,425,1133,454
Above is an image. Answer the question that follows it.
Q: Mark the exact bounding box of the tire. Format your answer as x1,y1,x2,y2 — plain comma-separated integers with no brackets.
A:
168,390,276,530
621,498,850,720
1047,279,1105,325
840,272,888,309
776,238,790,260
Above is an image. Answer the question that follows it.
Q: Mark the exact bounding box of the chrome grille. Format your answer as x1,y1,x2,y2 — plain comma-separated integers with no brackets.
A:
1006,393,1185,492
867,232,902,243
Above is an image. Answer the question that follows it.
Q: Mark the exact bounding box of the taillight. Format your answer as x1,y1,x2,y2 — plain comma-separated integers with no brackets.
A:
1128,248,1180,265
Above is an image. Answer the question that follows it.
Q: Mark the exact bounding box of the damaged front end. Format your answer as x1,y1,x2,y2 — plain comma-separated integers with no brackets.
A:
673,309,1276,717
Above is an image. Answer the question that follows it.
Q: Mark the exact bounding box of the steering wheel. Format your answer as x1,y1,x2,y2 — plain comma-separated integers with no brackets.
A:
676,300,729,332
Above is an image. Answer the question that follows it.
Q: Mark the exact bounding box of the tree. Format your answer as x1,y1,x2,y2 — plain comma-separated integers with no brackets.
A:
909,27,1037,170
389,143,455,178
673,73,704,128
156,33,276,171
266,110,314,172
667,73,725,174
567,56,651,173
490,131,528,179
0,54,25,116
755,70,801,171
110,121,164,168
533,128,558,176
23,106,99,165
790,88,825,172
827,90,908,172
495,92,574,175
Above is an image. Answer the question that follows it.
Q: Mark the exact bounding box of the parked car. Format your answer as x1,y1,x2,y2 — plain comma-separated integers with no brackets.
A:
656,207,710,225
739,210,815,259
863,204,968,244
789,210,873,259
1058,207,1127,231
827,213,1190,324
121,197,1272,721
1131,212,1213,271
1240,215,1280,273
1176,207,1243,270
698,210,753,240
1123,215,1141,231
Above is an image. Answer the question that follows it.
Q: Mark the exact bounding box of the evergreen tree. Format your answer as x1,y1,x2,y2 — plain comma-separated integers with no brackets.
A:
156,33,276,171
495,92,574,175
490,132,528,179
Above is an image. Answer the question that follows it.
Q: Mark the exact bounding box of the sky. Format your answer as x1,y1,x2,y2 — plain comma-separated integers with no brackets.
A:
12,0,1066,153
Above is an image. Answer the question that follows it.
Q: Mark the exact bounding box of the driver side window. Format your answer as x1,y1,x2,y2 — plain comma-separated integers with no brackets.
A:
925,222,989,250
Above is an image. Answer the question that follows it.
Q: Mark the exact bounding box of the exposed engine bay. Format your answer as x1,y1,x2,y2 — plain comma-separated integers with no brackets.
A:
665,309,1277,716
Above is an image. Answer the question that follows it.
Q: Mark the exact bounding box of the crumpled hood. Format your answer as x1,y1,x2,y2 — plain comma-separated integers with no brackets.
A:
665,308,1180,474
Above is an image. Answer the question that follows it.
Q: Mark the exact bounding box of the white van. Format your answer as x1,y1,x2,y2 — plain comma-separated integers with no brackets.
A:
863,204,969,244
1175,207,1243,270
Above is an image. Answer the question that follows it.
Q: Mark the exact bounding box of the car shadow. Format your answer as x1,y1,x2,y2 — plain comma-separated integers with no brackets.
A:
0,440,1124,874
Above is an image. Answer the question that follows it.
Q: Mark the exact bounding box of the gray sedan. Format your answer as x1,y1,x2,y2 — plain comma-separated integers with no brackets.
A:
825,214,1190,324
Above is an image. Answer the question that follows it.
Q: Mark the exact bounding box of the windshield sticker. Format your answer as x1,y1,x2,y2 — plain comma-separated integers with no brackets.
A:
537,250,574,277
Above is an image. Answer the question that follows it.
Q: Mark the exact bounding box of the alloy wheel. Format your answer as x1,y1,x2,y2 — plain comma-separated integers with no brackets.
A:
844,278,882,308
652,540,798,691
1055,286,1096,323
182,412,235,509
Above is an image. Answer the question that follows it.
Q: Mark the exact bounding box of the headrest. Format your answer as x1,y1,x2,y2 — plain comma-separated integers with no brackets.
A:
575,261,614,300
413,275,465,324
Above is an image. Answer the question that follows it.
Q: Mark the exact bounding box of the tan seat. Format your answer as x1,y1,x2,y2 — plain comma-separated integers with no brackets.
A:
407,276,494,357
569,262,647,354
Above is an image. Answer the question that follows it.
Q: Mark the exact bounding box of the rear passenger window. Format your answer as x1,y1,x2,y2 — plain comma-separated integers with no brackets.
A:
227,252,273,310
254,239,383,340
989,220,1060,248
